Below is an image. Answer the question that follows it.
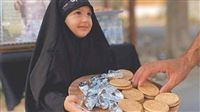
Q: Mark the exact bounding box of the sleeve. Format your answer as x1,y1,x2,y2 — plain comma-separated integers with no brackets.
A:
40,69,69,112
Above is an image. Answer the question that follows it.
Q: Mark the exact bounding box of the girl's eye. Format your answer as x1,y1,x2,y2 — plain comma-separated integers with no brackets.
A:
75,11,81,15
87,12,92,16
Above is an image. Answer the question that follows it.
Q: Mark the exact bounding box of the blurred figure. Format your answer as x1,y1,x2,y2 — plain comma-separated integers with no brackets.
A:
13,0,49,42
133,32,200,92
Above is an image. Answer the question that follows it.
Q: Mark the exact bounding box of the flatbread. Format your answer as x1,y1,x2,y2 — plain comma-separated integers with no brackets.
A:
119,69,134,80
122,88,144,102
143,100,169,112
155,93,180,107
119,99,143,112
116,84,133,90
109,79,131,87
138,81,159,97
169,104,180,112
144,95,155,100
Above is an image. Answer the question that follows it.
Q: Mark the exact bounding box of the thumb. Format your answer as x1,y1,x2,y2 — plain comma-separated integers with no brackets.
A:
66,95,82,104
73,95,83,104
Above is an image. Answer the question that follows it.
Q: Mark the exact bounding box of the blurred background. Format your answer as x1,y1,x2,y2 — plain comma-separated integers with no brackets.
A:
0,0,200,111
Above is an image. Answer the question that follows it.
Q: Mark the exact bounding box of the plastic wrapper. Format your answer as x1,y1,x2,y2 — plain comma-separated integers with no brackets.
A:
79,70,124,111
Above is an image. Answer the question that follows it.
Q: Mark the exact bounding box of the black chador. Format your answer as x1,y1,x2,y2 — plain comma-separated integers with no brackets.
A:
25,0,117,111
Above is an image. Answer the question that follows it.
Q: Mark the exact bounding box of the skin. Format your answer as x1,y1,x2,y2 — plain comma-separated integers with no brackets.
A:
64,95,89,112
65,6,93,38
132,32,200,92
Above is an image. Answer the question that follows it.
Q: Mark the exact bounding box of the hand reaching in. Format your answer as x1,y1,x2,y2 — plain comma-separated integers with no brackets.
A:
132,56,191,92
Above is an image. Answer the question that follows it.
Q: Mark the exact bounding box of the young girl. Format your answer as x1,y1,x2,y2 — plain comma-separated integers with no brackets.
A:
25,0,139,111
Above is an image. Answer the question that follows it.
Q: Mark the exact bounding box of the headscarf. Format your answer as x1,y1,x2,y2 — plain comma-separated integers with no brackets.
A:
25,0,116,107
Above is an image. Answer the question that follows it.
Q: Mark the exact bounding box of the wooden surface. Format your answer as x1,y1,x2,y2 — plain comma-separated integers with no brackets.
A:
68,75,93,96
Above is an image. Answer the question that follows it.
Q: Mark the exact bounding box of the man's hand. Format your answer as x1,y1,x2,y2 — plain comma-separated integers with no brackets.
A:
132,56,191,92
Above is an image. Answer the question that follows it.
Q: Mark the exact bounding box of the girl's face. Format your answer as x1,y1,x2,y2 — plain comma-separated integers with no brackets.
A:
65,6,93,38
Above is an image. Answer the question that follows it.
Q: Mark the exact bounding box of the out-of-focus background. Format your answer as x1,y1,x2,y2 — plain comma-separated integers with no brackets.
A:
0,0,200,111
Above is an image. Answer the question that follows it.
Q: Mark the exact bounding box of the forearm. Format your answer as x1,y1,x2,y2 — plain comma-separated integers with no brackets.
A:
182,32,200,70
42,70,69,112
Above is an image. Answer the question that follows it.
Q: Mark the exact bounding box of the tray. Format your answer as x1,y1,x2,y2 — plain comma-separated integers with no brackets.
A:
68,75,179,112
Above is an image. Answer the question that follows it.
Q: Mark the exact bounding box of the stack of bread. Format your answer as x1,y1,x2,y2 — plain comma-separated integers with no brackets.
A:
109,69,180,112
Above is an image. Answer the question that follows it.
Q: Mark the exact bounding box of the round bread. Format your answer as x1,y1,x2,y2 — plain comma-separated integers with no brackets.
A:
116,84,133,90
119,69,134,80
119,99,143,112
109,79,131,87
155,93,180,107
122,88,144,102
169,104,180,112
143,100,169,112
169,100,180,107
138,81,159,97
144,95,155,100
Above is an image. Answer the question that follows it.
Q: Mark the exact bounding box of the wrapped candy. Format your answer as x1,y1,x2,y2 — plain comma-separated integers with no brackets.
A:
107,70,123,79
79,70,124,111
79,81,89,95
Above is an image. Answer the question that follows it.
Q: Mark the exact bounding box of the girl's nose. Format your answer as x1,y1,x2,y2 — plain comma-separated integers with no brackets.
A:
81,15,90,22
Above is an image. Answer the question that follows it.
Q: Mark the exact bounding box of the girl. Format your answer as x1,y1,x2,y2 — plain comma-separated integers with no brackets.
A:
25,0,139,111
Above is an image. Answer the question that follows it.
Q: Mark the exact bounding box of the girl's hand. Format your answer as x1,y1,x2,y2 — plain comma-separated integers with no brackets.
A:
64,95,89,112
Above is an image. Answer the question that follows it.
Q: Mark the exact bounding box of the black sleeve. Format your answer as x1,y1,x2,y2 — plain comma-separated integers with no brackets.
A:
40,69,68,112
43,91,66,112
